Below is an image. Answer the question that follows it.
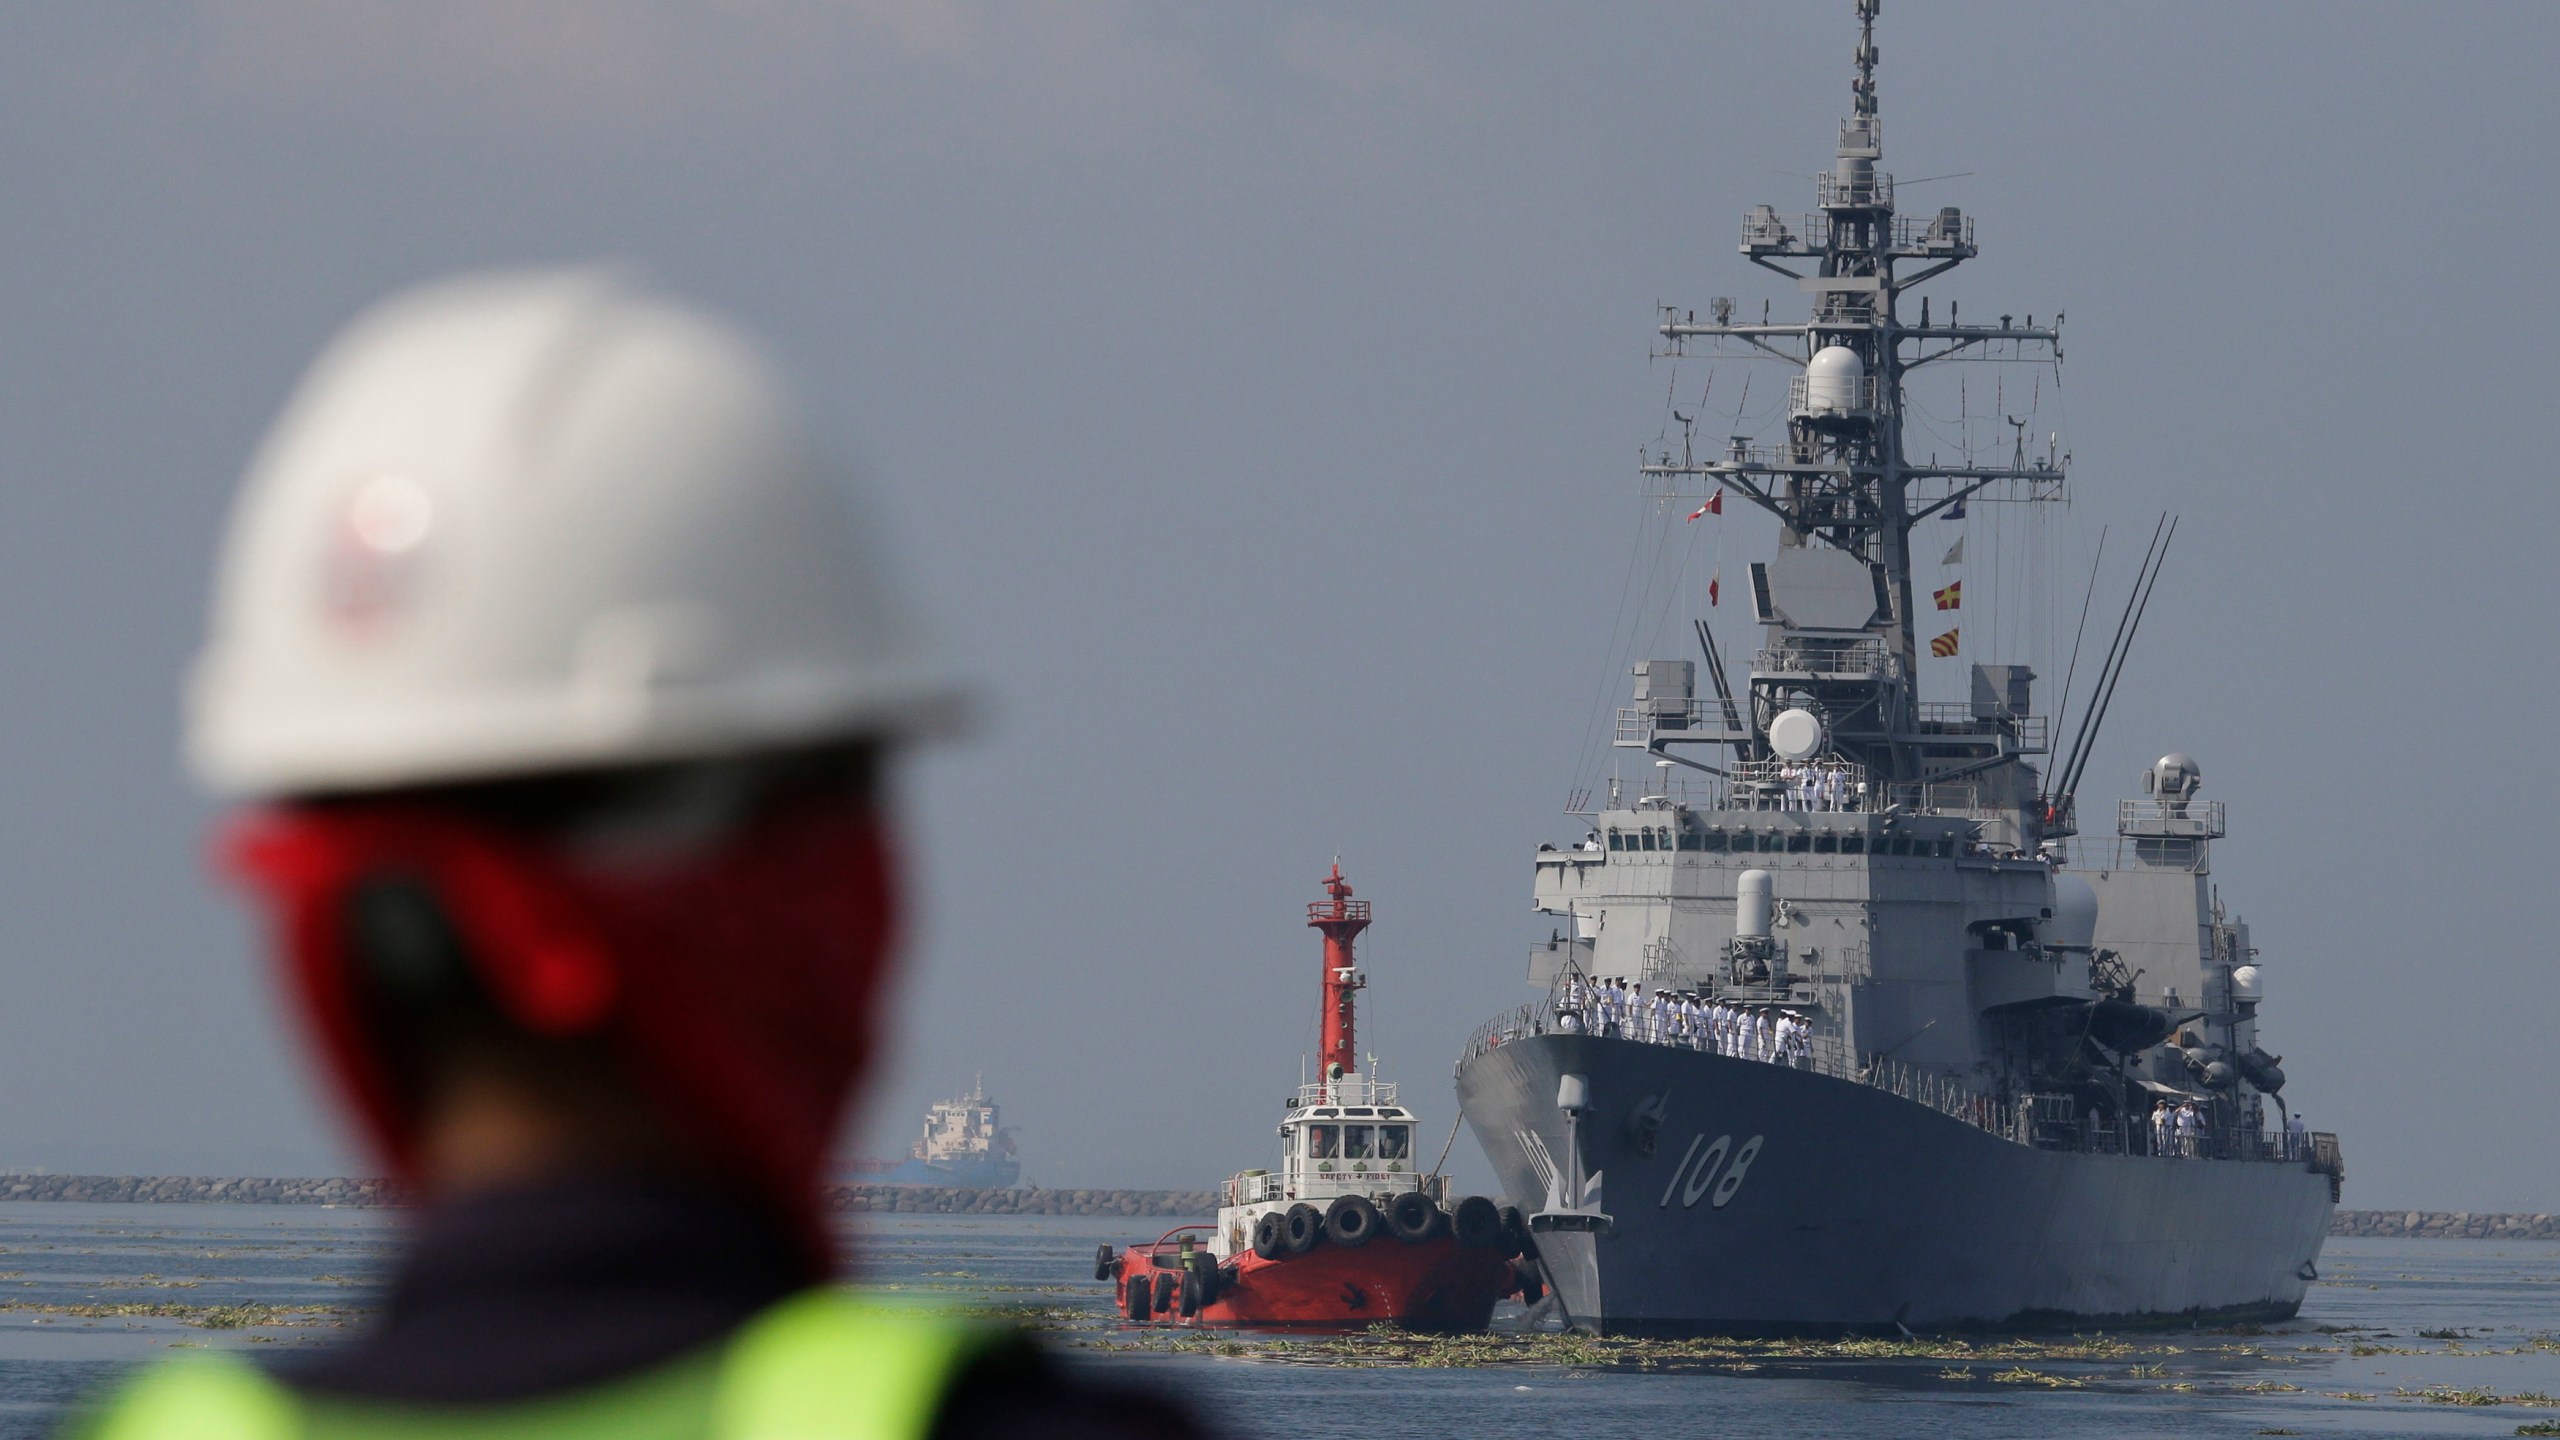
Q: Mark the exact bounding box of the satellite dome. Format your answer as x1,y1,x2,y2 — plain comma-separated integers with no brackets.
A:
1767,707,1826,761
1803,343,1867,415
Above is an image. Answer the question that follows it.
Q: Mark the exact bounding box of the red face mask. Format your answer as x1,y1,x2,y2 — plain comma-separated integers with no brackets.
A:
224,792,900,1268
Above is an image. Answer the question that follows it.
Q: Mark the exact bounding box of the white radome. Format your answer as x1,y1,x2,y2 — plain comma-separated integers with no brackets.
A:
1802,342,1867,415
187,267,964,797
1766,707,1826,761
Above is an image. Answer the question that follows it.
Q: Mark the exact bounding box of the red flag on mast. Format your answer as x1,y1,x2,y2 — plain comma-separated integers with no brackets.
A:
1686,489,1724,522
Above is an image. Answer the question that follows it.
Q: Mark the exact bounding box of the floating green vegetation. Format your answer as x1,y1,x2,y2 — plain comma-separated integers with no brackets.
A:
1988,1367,2082,1388
2514,1423,2560,1436
0,1300,353,1329
2393,1386,2560,1409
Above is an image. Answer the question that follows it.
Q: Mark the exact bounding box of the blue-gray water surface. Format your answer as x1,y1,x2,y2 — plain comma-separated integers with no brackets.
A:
0,1204,2550,1439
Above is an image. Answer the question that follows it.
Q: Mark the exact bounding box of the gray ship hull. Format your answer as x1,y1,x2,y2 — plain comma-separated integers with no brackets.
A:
1459,1033,2333,1335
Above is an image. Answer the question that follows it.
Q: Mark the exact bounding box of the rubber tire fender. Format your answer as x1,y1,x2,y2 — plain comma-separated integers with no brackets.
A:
1252,1211,1288,1261
1125,1273,1152,1321
1094,1244,1117,1282
1324,1194,1381,1249
1282,1202,1325,1254
1385,1190,1443,1243
1451,1194,1502,1249
1178,1267,1205,1317
1151,1271,1176,1315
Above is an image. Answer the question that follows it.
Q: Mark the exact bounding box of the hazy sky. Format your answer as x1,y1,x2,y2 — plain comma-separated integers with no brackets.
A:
0,2,2550,1212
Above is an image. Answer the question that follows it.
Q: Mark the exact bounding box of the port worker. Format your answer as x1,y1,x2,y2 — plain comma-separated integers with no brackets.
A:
85,272,1200,1440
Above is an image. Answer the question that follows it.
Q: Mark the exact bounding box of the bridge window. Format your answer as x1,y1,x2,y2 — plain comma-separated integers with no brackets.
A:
1814,834,1839,854
1786,833,1812,853
1841,834,1865,854
1639,830,1656,852
1377,1125,1411,1160
1607,831,1625,851
1700,831,1726,852
1677,829,1701,851
1342,1125,1375,1160
1306,1125,1339,1159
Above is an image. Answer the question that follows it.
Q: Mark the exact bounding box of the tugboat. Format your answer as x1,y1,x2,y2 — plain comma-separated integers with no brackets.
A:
1096,866,1530,1331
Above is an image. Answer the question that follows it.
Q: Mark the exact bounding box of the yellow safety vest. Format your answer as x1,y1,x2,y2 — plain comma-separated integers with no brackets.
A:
78,1290,991,1440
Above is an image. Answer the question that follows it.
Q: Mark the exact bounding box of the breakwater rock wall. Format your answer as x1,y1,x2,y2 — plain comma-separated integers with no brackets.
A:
0,1176,1216,1217
0,1175,410,1205
0,1182,2542,1236
2329,1209,2560,1240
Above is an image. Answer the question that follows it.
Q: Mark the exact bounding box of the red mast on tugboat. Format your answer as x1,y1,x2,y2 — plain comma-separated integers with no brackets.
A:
1309,863,1369,1098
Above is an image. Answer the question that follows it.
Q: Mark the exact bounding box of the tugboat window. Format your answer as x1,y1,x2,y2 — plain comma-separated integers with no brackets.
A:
1343,1125,1375,1160
1377,1126,1411,1160
1307,1125,1339,1159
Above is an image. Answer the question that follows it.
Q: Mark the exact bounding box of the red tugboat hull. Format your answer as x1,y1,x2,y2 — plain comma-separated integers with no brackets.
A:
1105,1224,1530,1334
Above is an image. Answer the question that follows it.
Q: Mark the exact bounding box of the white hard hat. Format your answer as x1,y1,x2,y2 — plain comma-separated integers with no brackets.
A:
187,267,962,797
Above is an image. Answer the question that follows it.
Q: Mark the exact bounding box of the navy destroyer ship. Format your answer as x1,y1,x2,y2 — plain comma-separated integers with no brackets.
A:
1455,1,2342,1334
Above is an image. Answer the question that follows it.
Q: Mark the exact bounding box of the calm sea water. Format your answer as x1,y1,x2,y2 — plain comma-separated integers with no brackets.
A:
0,1203,2551,1439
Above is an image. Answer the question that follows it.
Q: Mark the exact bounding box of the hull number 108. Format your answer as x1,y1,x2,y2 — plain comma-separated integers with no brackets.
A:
1660,1132,1763,1210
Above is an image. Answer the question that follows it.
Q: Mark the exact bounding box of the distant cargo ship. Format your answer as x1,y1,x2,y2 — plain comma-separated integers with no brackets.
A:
846,1080,1021,1189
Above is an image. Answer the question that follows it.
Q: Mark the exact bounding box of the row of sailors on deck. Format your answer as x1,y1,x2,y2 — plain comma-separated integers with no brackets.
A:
2149,1099,2208,1157
1774,763,1859,813
1554,975,1809,1065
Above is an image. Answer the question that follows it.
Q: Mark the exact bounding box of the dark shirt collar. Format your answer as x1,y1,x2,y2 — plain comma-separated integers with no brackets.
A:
289,1177,815,1405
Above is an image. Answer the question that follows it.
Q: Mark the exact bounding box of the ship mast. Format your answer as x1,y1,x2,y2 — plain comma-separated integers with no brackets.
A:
1642,0,2066,793
1306,863,1371,1099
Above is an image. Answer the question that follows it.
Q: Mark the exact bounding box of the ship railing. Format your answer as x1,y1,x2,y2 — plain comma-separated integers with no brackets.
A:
1913,702,2049,752
1754,642,1897,679
1816,170,1894,209
1892,210,1975,253
1459,978,1821,1071
1224,1170,1448,1208
1787,373,1883,417
2062,1121,2319,1163
1853,1055,2021,1139
1462,992,2317,1168
1727,758,1868,813
1614,700,1738,748
2115,798,2227,839
1291,1076,1399,1109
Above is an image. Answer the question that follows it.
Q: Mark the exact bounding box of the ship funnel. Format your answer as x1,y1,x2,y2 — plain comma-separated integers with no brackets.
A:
1737,870,1775,939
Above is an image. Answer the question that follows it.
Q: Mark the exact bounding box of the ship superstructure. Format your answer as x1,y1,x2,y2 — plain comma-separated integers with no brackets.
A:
868,1080,1019,1189
1455,0,2341,1334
